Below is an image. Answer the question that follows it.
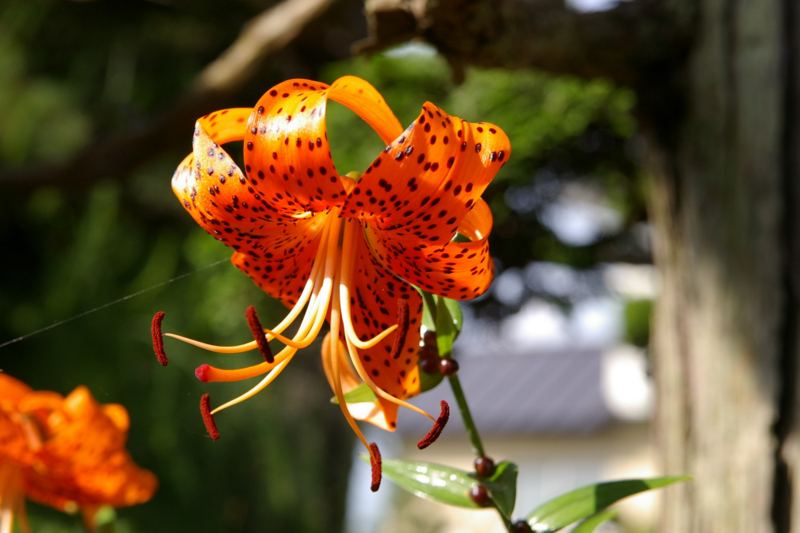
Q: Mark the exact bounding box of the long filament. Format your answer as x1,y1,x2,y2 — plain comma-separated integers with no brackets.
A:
204,241,333,382
337,220,400,350
330,267,371,454
210,210,342,412
164,221,332,354
339,219,435,422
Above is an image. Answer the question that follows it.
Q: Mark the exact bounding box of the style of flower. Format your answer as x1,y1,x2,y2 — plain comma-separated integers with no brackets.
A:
0,373,158,532
154,76,509,489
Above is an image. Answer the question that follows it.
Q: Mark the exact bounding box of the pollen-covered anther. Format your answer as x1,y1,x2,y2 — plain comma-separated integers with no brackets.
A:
417,400,450,449
246,305,274,363
369,442,382,492
200,393,220,441
151,311,168,366
389,299,410,358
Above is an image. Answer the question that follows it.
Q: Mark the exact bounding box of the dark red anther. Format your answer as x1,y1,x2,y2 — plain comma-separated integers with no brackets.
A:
389,299,410,359
245,305,274,363
200,393,220,441
423,330,437,347
469,484,491,506
369,442,382,492
417,400,450,449
474,456,495,478
195,364,210,383
151,311,168,366
440,358,460,376
512,520,533,533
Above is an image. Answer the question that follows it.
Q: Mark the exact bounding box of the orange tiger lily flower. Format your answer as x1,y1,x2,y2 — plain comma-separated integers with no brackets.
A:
156,76,509,489
0,374,157,533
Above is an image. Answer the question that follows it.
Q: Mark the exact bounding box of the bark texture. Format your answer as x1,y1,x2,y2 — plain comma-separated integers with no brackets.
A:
647,1,785,530
362,0,793,531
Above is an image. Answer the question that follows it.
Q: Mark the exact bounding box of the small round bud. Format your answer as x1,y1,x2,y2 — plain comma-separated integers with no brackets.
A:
419,344,439,361
423,330,437,347
469,484,491,506
440,358,459,376
420,357,441,375
474,456,495,478
512,520,533,533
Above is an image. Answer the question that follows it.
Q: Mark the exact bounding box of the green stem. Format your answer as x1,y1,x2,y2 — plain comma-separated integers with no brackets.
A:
423,290,508,531
447,374,486,458
498,513,514,533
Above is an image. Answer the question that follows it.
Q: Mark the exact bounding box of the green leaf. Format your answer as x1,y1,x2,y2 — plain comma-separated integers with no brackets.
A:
415,288,462,337
374,457,484,509
527,476,690,532
418,288,438,332
435,297,455,358
479,461,518,519
419,367,444,392
572,509,619,533
330,382,377,404
443,298,463,334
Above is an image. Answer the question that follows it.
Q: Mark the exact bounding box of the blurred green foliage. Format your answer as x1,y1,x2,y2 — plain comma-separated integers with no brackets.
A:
1,3,643,531
624,299,654,348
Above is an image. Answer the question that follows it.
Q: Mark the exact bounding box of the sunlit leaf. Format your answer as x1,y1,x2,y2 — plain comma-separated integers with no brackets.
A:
526,476,690,532
443,297,463,334
330,382,377,404
572,509,619,533
417,287,438,332
435,297,455,358
372,457,484,509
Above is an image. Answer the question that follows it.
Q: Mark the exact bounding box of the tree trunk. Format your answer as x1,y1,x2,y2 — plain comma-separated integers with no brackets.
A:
646,0,788,531
361,0,796,531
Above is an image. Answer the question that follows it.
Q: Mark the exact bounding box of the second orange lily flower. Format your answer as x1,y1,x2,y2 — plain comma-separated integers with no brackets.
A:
0,374,157,532
156,76,509,489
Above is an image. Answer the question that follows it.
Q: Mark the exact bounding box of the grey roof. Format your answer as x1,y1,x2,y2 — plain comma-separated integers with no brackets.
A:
396,350,614,436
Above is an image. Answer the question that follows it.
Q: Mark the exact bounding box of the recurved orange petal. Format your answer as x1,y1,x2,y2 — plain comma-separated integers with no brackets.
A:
197,108,251,144
364,198,494,300
327,76,404,145
243,78,403,215
342,102,509,247
172,113,328,307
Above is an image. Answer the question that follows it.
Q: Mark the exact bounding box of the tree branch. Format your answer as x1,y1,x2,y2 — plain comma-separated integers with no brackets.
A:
358,0,695,86
1,0,339,188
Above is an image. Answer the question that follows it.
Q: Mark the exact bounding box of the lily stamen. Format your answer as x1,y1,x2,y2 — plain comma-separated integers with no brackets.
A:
209,355,295,415
200,213,344,419
390,299,410,359
151,311,167,366
245,306,274,363
328,279,382,487
417,400,450,449
369,442,382,492
200,393,220,441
